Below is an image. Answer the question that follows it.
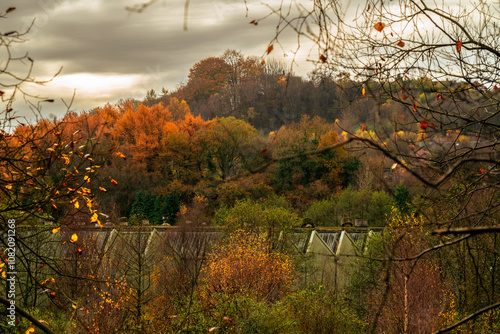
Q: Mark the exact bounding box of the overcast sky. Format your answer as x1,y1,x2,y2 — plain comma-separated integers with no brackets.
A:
0,0,321,118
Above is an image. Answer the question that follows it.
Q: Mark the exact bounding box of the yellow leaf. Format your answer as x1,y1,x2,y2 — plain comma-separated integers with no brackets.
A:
70,234,78,243
5,184,12,190
51,227,61,234
25,327,35,333
1,271,5,278
74,200,79,209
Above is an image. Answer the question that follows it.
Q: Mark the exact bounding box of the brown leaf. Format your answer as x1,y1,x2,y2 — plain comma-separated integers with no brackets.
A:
319,54,327,63
397,40,405,48
374,22,385,32
266,44,274,54
260,60,265,66
249,20,258,26
6,7,15,13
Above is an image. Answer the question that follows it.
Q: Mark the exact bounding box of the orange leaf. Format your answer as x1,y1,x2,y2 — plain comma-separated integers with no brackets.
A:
397,40,405,48
478,168,484,175
260,60,265,66
209,328,220,332
99,187,107,192
52,203,57,210
362,86,366,96
374,22,385,32
77,248,83,255
266,45,274,54
402,94,407,100
436,93,443,100
362,124,366,132
413,103,417,111
51,227,60,234
420,120,428,130
70,233,78,243
456,40,462,53
111,179,118,186
115,152,126,160
6,7,15,14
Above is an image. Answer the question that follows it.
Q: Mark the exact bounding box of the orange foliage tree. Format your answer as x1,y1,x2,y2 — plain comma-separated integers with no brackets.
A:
202,230,293,302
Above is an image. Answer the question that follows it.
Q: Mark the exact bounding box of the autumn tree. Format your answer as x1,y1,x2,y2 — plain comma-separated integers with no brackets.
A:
202,229,293,302
199,117,258,180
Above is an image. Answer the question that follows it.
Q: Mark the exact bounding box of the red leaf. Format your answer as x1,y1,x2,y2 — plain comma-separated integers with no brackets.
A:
436,93,443,100
494,85,499,91
413,103,417,111
362,124,366,132
478,168,484,175
456,40,462,53
260,149,267,155
0,91,4,96
397,40,405,48
430,123,436,129
374,22,385,32
420,120,428,130
402,94,407,100
266,45,274,55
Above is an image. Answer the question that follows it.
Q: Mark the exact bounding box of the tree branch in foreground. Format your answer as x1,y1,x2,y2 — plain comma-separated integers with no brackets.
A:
0,296,55,334
431,300,500,334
